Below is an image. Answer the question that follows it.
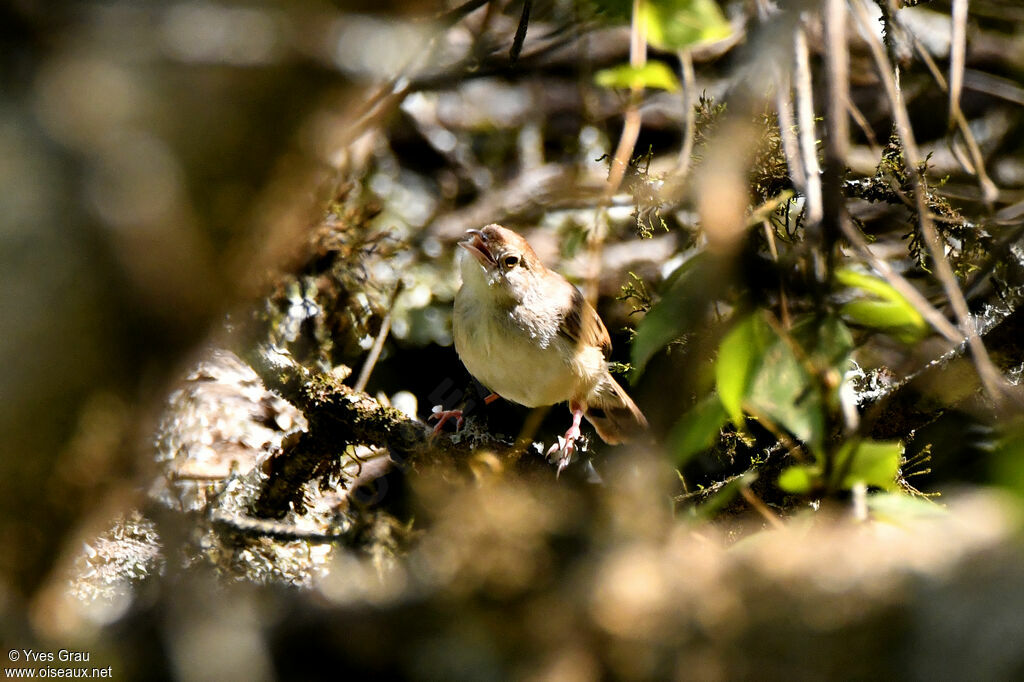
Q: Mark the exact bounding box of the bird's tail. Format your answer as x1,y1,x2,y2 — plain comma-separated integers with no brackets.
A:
583,374,648,445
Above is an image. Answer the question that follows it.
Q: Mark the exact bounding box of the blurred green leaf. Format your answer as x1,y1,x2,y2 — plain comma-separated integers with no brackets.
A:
748,328,825,452
778,465,817,494
715,313,768,428
835,268,900,299
835,440,904,491
631,253,712,377
840,301,925,343
990,418,1024,495
790,315,854,413
668,393,728,465
836,268,927,342
791,315,854,374
595,61,680,91
642,0,732,51
780,441,904,495
717,312,825,452
561,225,588,259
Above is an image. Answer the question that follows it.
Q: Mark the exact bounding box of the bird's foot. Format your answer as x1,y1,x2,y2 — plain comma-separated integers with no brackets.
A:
547,404,586,475
546,422,583,475
429,406,464,434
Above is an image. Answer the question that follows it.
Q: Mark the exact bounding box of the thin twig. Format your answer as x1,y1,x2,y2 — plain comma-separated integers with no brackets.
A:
793,23,823,226
740,486,786,530
910,35,999,206
762,220,791,328
608,0,647,198
824,0,849,168
963,69,1024,107
353,282,403,393
510,0,533,64
758,0,804,191
822,0,849,281
846,97,880,152
588,0,646,304
775,81,805,193
675,49,697,180
851,482,868,521
949,0,968,126
794,20,825,282
851,0,1007,406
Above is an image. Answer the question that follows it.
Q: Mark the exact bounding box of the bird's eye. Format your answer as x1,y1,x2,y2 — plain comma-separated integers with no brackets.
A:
503,255,520,268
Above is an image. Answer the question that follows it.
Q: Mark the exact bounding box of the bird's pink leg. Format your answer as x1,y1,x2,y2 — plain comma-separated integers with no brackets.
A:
564,402,584,445
429,392,501,435
429,407,464,434
548,401,585,474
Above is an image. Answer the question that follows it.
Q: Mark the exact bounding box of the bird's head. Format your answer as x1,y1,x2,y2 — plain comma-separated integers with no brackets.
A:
458,224,544,301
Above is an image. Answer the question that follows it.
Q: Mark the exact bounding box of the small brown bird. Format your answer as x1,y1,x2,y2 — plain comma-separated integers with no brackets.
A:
437,224,647,470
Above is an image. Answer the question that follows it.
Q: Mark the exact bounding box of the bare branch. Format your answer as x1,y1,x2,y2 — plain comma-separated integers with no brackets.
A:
949,0,968,125
793,23,823,228
675,49,697,181
823,0,850,280
775,82,805,194
824,0,849,166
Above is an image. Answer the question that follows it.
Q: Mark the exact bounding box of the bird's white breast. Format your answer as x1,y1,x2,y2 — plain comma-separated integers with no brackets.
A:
453,262,578,408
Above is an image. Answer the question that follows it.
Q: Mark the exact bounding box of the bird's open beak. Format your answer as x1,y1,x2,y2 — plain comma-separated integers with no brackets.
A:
458,229,496,268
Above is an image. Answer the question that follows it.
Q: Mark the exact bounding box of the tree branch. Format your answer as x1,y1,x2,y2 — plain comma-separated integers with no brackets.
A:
245,347,525,518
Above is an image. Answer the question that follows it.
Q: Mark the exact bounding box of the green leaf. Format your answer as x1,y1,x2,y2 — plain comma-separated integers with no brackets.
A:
630,253,712,377
715,313,767,428
790,315,854,412
991,418,1024,496
840,301,925,343
836,268,927,341
835,268,900,299
835,440,904,491
595,61,680,91
841,300,913,327
791,315,854,374
642,0,732,51
778,465,817,494
561,225,588,259
668,393,728,465
748,330,825,451
715,311,826,452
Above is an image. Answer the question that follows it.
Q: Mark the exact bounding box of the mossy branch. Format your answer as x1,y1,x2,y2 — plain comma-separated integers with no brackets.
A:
245,346,524,518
